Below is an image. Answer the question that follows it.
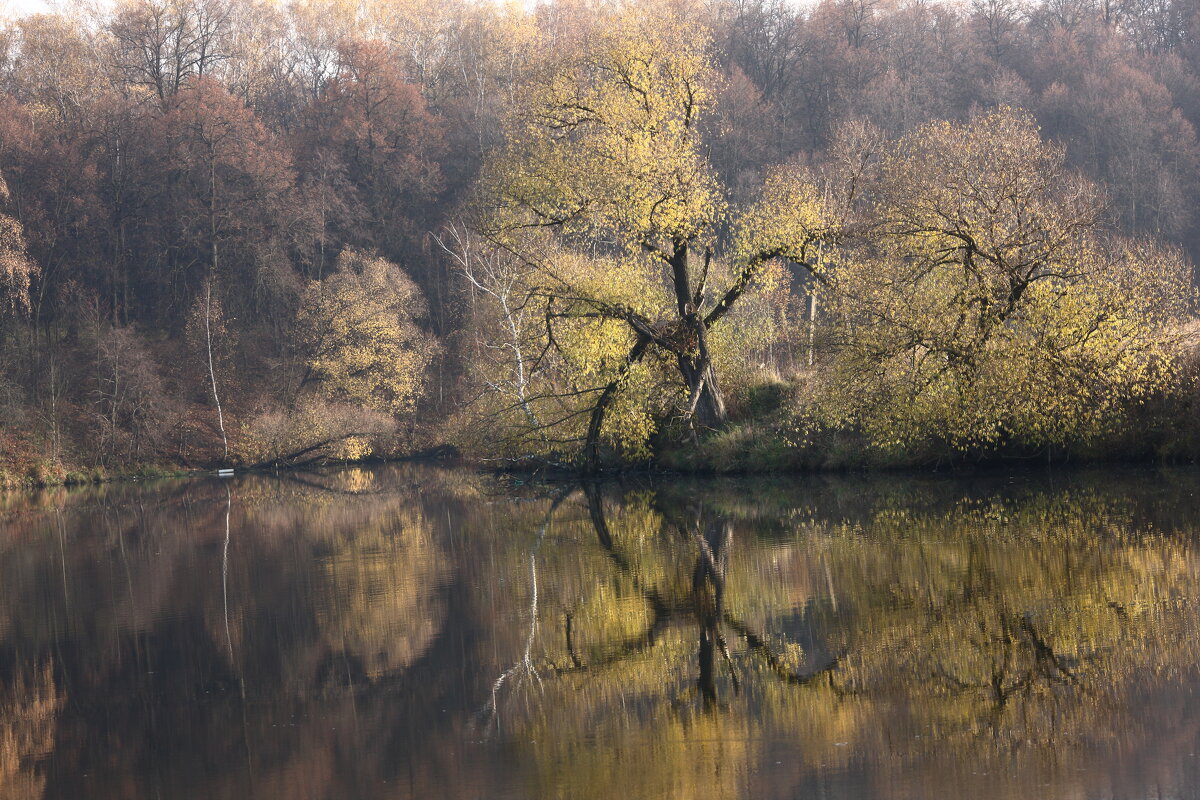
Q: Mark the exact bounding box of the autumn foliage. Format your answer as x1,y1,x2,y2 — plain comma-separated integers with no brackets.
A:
0,0,1198,480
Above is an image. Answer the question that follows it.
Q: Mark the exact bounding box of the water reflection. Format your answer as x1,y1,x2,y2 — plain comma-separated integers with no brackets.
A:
1,467,1199,798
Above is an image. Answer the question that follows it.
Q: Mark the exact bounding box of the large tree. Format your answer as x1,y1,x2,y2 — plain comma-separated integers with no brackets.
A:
137,77,295,325
474,4,827,467
295,248,434,415
108,0,234,106
294,39,446,276
817,109,1193,452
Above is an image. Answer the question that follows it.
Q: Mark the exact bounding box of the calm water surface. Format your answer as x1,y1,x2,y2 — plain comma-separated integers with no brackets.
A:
2,465,1200,799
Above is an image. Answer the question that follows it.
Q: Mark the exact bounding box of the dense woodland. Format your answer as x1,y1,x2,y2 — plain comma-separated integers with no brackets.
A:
2,0,1200,481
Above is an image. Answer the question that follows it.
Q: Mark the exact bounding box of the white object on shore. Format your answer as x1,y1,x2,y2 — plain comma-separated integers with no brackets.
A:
216,469,235,477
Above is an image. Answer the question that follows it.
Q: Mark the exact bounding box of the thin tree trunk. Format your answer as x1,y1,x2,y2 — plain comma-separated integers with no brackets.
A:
207,149,228,463
501,293,544,441
204,282,228,462
808,292,817,368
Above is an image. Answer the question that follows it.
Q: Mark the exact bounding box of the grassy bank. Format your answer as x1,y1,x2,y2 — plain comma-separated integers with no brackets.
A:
653,373,1200,475
6,371,1200,488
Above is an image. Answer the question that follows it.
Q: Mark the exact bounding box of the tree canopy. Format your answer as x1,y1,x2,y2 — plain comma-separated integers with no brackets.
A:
816,109,1192,452
473,5,828,466
0,170,35,312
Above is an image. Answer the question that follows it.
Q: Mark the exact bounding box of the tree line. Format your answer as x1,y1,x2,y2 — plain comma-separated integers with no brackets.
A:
0,0,1198,479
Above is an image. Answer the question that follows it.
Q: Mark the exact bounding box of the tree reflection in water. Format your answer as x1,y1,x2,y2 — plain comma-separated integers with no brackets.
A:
479,474,1200,800
0,466,1199,799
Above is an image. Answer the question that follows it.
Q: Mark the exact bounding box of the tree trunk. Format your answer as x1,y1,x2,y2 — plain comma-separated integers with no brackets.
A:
679,351,727,430
204,282,228,462
808,292,818,368
668,241,728,431
207,151,229,463
584,335,650,472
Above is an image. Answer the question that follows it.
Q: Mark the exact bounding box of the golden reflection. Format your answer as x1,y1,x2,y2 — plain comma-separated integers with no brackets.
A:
475,480,1200,798
0,662,61,800
0,467,1199,799
316,507,448,679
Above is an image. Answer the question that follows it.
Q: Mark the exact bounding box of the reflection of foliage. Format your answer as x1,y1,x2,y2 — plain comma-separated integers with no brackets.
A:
0,662,60,799
478,484,839,794
803,502,1200,760
3,467,1200,797
315,507,448,680
475,477,1200,794
530,702,752,800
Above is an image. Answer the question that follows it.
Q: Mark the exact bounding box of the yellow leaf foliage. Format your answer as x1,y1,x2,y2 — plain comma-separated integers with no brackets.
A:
483,4,723,251
0,172,36,313
296,248,435,415
465,7,829,460
817,109,1193,451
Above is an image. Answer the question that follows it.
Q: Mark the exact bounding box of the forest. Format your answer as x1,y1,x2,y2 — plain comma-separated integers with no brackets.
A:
1,0,1199,482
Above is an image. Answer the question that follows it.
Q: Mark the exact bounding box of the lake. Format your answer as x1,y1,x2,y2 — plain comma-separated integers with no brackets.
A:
2,464,1199,799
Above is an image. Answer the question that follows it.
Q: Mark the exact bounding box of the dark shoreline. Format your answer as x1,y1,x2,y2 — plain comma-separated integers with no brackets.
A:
6,443,1196,493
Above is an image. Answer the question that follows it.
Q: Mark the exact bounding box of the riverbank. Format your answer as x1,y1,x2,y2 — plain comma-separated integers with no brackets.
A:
4,432,1197,490
0,457,194,491
5,389,1198,489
